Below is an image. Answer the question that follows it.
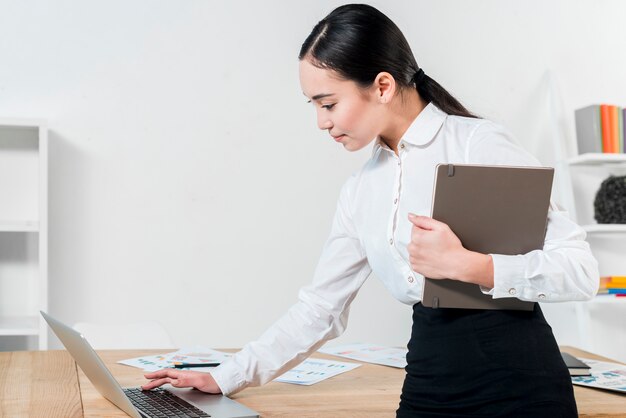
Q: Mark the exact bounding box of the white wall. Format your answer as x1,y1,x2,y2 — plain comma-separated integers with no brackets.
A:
1,0,625,355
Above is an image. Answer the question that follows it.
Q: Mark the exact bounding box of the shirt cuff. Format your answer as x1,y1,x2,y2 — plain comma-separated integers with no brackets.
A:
208,360,247,396
484,253,527,299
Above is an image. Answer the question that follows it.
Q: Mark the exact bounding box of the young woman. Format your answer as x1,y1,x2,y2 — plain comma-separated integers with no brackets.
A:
143,4,598,416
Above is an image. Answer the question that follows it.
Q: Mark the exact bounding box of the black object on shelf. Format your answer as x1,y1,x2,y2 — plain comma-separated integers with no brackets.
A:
594,175,626,224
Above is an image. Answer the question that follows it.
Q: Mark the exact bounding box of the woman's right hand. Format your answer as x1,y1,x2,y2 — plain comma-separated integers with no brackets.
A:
141,369,222,394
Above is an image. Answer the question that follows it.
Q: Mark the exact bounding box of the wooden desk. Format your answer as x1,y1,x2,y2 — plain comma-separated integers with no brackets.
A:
1,347,625,417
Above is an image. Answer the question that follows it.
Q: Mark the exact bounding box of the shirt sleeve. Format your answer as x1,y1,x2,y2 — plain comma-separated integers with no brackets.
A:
465,121,600,302
209,176,372,395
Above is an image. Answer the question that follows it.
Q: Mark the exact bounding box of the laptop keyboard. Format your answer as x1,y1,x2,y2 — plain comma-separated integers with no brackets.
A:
124,387,211,418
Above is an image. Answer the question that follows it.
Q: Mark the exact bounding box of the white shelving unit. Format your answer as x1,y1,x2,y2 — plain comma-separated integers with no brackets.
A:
567,153,626,278
0,118,48,350
562,152,626,362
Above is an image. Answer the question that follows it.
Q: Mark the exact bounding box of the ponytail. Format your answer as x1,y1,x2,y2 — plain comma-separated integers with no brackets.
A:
414,71,478,119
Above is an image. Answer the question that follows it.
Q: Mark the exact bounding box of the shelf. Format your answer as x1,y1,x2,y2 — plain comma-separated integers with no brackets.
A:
0,316,39,336
582,224,626,234
0,220,39,232
0,118,46,129
568,153,626,166
592,295,626,304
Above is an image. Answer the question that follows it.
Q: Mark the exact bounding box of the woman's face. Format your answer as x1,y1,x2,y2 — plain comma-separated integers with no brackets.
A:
299,59,384,152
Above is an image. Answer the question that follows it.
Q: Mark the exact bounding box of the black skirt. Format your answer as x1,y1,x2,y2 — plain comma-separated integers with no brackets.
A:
396,303,577,418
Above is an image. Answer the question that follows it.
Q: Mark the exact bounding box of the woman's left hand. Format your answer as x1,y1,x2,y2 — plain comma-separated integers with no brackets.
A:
407,213,494,287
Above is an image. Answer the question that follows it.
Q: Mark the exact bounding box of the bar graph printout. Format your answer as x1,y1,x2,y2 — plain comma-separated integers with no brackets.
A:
274,358,361,385
319,343,408,368
571,358,626,393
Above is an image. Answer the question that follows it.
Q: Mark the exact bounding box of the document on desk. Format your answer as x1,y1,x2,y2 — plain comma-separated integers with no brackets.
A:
319,343,408,368
571,358,626,393
119,347,361,385
118,346,233,371
273,358,361,385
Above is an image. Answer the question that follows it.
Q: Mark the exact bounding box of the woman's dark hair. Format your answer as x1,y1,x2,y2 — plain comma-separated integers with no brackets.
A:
299,4,477,118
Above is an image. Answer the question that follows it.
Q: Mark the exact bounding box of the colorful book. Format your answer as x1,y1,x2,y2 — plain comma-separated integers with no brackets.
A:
608,105,617,153
575,105,603,154
600,104,612,153
610,106,620,153
619,107,624,153
622,109,626,152
608,276,626,284
606,283,626,289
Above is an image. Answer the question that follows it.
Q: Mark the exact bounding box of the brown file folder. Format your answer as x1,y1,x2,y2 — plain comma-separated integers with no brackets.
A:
421,164,554,310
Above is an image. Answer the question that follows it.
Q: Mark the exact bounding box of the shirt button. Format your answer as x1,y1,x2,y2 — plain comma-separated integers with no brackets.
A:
407,276,414,283
400,143,405,149
394,198,398,204
508,288,517,295
538,293,546,299
389,238,393,245
397,161,401,166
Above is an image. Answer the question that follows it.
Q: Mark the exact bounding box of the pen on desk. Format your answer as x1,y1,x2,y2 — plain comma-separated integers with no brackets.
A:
173,363,220,369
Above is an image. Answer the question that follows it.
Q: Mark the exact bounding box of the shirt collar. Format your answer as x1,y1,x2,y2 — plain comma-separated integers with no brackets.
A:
372,102,448,155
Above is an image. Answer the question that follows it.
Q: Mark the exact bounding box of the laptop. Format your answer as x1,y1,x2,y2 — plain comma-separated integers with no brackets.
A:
421,163,554,311
41,311,259,418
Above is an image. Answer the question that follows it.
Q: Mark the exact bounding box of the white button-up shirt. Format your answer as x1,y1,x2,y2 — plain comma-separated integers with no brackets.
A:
211,103,599,395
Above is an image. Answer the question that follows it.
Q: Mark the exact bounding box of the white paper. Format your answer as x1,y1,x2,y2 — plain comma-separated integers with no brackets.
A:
118,346,233,371
274,358,360,385
571,358,626,393
120,347,361,386
319,343,408,368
